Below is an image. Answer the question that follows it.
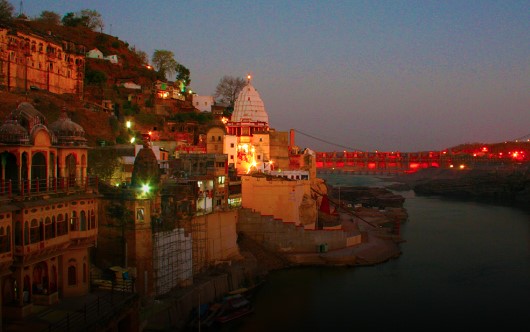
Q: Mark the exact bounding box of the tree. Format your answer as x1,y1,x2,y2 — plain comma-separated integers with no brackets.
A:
85,67,107,86
131,46,148,64
151,50,177,80
36,10,61,25
87,148,121,183
62,12,87,27
175,63,191,86
79,9,104,31
0,0,14,23
214,75,246,106
62,9,104,31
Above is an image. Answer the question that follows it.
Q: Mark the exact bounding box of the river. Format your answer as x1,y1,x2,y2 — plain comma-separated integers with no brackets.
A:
221,173,530,331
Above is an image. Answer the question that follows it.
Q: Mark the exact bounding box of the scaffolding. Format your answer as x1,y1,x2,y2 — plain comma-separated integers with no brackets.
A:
151,178,208,297
153,228,192,296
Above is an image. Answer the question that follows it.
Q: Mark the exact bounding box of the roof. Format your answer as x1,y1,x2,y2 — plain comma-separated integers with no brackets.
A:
231,76,269,124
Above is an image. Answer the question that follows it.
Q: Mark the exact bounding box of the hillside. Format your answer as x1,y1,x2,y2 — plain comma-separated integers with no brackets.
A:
12,19,157,83
1,19,196,146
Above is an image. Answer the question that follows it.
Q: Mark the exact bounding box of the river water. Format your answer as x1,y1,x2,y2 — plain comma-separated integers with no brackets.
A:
221,173,530,331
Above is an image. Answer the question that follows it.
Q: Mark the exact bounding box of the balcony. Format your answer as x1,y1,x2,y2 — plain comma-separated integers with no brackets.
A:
14,233,71,260
0,176,98,199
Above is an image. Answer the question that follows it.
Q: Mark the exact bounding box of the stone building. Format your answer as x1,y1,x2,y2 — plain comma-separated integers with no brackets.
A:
0,24,85,96
0,102,97,319
96,143,240,299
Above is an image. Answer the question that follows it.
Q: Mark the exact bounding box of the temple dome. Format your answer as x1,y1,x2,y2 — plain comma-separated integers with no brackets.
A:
0,119,30,145
48,108,87,146
131,146,160,189
231,76,269,124
8,102,47,133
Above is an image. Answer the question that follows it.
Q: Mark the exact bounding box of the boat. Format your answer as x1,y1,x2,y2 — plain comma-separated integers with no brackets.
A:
214,293,254,324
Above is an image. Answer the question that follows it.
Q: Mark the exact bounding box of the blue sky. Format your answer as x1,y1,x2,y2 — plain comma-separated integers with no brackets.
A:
22,0,530,152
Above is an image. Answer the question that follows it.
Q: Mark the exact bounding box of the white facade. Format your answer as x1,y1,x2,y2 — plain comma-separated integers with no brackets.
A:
192,95,215,112
86,48,103,59
105,54,119,64
224,135,238,167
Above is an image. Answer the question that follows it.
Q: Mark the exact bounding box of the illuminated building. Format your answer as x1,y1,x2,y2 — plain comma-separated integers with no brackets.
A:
223,75,272,174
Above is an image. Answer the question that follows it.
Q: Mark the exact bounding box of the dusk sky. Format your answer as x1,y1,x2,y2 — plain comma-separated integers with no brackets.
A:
23,0,530,152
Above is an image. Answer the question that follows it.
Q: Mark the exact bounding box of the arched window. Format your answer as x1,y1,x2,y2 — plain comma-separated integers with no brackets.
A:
15,221,21,246
45,217,53,239
70,211,77,231
67,261,76,286
57,213,67,236
24,221,29,245
90,209,96,229
80,211,87,231
0,227,6,253
6,226,11,252
51,216,56,238
30,219,39,243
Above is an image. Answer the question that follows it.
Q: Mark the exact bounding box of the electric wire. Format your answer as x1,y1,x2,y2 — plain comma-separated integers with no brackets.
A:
293,129,365,152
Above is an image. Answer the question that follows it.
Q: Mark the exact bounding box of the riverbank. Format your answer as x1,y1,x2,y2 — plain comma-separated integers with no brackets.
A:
383,166,530,209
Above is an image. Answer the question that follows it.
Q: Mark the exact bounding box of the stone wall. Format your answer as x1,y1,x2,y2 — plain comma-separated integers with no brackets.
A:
237,208,352,253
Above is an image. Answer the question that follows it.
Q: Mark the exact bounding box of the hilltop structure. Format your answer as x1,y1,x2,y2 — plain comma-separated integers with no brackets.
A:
0,24,85,96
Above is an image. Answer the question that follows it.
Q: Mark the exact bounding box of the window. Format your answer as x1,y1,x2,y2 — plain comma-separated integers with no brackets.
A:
80,211,87,231
45,217,53,239
15,221,21,246
70,212,77,231
24,221,29,245
57,214,67,236
90,209,96,229
0,227,6,253
230,143,234,148
68,265,76,286
30,219,40,243
136,208,145,222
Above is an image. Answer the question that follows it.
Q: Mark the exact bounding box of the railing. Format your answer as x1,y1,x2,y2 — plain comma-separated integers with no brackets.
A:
0,176,98,198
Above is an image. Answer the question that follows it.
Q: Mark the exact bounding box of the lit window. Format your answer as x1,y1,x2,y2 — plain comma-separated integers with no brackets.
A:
136,208,145,221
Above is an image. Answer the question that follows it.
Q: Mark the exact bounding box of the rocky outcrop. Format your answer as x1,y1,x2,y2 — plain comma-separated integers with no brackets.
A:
388,166,530,207
330,186,405,208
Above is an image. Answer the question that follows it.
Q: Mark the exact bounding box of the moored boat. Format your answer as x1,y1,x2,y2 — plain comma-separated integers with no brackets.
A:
214,293,254,324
